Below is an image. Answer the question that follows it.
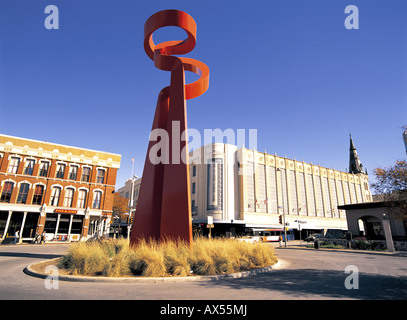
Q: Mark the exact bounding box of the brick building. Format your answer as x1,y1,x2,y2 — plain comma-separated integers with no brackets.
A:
0,134,121,242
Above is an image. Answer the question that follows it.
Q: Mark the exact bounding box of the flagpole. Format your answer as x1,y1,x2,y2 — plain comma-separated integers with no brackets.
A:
129,157,135,239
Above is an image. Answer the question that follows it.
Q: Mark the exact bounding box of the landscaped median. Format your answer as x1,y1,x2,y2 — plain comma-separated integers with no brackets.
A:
25,237,281,282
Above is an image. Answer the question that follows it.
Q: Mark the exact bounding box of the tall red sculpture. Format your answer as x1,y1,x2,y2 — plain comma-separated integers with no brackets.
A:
130,10,209,246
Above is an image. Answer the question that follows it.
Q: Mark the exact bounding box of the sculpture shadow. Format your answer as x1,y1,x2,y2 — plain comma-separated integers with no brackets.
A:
0,252,62,260
201,268,407,300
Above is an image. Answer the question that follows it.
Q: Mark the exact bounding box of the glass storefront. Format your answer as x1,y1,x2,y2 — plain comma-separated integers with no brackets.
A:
44,213,84,240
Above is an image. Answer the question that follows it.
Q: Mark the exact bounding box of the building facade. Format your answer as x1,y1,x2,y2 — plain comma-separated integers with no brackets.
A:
117,176,141,218
188,143,372,237
0,134,121,242
123,139,373,238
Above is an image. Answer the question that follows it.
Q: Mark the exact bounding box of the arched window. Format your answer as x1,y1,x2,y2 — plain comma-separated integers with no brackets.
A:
69,165,79,180
23,159,35,175
7,157,20,174
32,185,45,205
77,189,87,208
56,163,66,179
50,186,62,206
17,183,30,204
38,161,50,177
96,169,105,184
81,167,91,182
93,190,102,209
63,188,75,207
0,182,14,203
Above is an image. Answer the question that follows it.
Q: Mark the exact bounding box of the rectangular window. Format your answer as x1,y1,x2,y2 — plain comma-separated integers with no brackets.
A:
321,177,331,217
69,166,78,180
336,180,345,206
0,182,14,203
96,169,105,184
243,160,255,212
267,167,278,214
24,159,35,175
207,158,223,212
63,188,75,207
192,182,196,194
7,157,20,174
305,174,316,216
343,182,351,204
50,187,61,206
44,213,58,233
256,164,267,212
279,169,289,215
330,178,339,217
296,172,307,215
288,170,297,215
32,185,44,205
17,183,30,204
192,165,196,177
81,167,91,182
39,161,50,177
314,177,324,217
56,164,66,179
77,189,87,208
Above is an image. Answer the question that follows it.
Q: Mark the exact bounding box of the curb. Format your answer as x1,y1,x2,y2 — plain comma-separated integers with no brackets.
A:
24,258,285,283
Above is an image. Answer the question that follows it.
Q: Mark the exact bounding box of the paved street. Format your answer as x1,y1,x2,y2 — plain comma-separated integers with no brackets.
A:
0,242,406,300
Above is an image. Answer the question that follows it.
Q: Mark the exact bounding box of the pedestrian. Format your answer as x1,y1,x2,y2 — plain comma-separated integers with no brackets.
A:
41,231,46,244
33,231,39,244
279,235,282,247
13,230,19,245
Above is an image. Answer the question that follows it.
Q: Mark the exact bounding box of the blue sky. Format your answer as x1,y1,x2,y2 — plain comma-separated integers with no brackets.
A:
1,0,406,190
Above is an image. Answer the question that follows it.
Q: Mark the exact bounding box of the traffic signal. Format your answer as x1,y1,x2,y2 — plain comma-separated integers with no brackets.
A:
279,215,283,224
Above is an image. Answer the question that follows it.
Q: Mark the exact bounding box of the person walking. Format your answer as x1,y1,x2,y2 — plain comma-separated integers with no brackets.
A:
41,231,46,244
13,230,19,245
33,231,40,244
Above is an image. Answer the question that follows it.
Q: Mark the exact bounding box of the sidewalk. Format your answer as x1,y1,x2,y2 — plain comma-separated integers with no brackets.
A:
271,240,407,256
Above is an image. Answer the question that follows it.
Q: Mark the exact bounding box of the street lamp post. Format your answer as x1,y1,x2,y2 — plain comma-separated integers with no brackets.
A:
128,174,138,239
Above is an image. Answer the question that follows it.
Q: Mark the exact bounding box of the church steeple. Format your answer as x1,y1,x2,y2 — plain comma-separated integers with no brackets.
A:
349,134,365,174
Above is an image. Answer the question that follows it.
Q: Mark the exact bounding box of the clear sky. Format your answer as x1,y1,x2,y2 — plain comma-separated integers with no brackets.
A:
1,0,406,190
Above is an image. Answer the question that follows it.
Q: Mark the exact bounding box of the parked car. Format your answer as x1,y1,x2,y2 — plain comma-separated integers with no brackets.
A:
237,236,262,243
304,233,322,242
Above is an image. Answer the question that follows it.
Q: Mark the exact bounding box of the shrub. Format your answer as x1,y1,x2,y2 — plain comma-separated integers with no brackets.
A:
59,237,277,277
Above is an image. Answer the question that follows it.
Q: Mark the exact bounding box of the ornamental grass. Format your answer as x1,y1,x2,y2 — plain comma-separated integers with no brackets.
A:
58,237,277,277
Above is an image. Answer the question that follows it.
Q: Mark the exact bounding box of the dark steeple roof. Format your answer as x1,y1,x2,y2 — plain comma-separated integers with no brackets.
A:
349,134,365,174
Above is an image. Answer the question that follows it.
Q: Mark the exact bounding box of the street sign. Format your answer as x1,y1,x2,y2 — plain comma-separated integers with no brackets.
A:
296,220,307,224
207,216,213,225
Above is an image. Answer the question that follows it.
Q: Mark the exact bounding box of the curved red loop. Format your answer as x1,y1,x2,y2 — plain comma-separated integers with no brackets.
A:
143,9,209,99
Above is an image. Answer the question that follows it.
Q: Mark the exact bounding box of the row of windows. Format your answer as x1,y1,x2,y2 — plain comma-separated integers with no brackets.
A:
0,181,103,209
5,157,106,183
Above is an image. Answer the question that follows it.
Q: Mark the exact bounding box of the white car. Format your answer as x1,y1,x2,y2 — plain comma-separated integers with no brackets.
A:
237,236,262,243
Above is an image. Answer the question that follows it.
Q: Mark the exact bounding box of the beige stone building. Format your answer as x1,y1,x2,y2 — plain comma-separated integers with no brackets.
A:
188,142,372,237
